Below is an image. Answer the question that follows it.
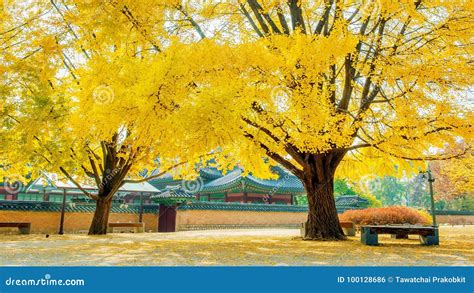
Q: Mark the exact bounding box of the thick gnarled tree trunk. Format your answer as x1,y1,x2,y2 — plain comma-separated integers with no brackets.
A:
301,152,346,240
88,196,113,235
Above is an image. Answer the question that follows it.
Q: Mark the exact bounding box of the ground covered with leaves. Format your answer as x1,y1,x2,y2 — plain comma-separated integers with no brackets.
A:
0,226,472,266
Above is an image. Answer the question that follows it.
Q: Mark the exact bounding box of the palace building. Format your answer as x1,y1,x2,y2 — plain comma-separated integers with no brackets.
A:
0,166,369,211
0,168,370,233
150,166,306,205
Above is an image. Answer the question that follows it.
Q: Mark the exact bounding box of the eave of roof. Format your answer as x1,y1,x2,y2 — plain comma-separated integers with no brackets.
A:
199,169,305,194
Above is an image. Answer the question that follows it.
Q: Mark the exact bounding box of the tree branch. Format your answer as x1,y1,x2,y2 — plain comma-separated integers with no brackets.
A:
175,5,206,39
59,166,98,200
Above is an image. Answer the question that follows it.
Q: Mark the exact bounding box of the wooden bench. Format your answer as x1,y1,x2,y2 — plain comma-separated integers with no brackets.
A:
107,222,145,233
361,225,439,246
0,222,31,234
340,221,356,236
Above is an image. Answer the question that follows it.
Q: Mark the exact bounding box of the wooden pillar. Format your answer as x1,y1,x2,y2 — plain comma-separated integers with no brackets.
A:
241,181,247,203
268,194,272,204
224,192,228,202
290,194,294,205
138,192,144,223
58,189,67,235
43,189,49,202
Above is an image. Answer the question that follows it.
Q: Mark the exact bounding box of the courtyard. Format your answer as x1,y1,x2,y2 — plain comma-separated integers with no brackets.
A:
0,226,472,266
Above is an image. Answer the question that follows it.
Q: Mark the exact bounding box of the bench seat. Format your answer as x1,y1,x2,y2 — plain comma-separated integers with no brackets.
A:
361,225,439,246
0,222,31,234
107,222,144,233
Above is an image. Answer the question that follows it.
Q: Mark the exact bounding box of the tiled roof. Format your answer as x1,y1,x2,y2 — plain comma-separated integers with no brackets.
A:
151,186,194,204
149,177,182,190
148,166,305,195
25,174,160,194
199,167,223,181
199,168,305,194
335,195,369,207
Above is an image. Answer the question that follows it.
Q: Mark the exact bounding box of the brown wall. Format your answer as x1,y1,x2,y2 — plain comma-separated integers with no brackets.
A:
0,211,158,234
1,209,472,234
175,210,474,230
176,209,307,227
436,215,474,225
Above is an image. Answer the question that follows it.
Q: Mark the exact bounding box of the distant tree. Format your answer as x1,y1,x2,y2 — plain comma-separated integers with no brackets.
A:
296,178,382,207
366,176,405,206
430,142,473,207
404,174,431,208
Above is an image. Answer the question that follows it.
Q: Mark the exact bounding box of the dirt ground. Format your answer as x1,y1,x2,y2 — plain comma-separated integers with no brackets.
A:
0,226,472,266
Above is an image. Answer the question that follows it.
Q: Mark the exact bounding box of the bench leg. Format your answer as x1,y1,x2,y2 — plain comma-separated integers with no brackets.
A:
343,227,355,237
420,229,439,246
361,227,378,246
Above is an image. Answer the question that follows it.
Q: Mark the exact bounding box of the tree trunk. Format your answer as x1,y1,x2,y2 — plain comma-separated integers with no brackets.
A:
302,153,346,240
88,197,113,235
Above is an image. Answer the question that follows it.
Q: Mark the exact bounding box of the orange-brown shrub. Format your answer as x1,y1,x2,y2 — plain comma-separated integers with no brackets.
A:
339,206,431,225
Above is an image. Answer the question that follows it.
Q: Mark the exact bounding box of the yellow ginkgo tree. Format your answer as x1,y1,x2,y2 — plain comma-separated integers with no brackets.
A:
0,1,221,234
178,0,474,239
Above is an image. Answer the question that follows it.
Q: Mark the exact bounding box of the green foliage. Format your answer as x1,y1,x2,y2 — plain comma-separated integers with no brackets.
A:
369,176,407,206
334,179,357,197
364,175,433,209
295,194,308,206
437,195,474,211
359,193,382,208
294,179,382,208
